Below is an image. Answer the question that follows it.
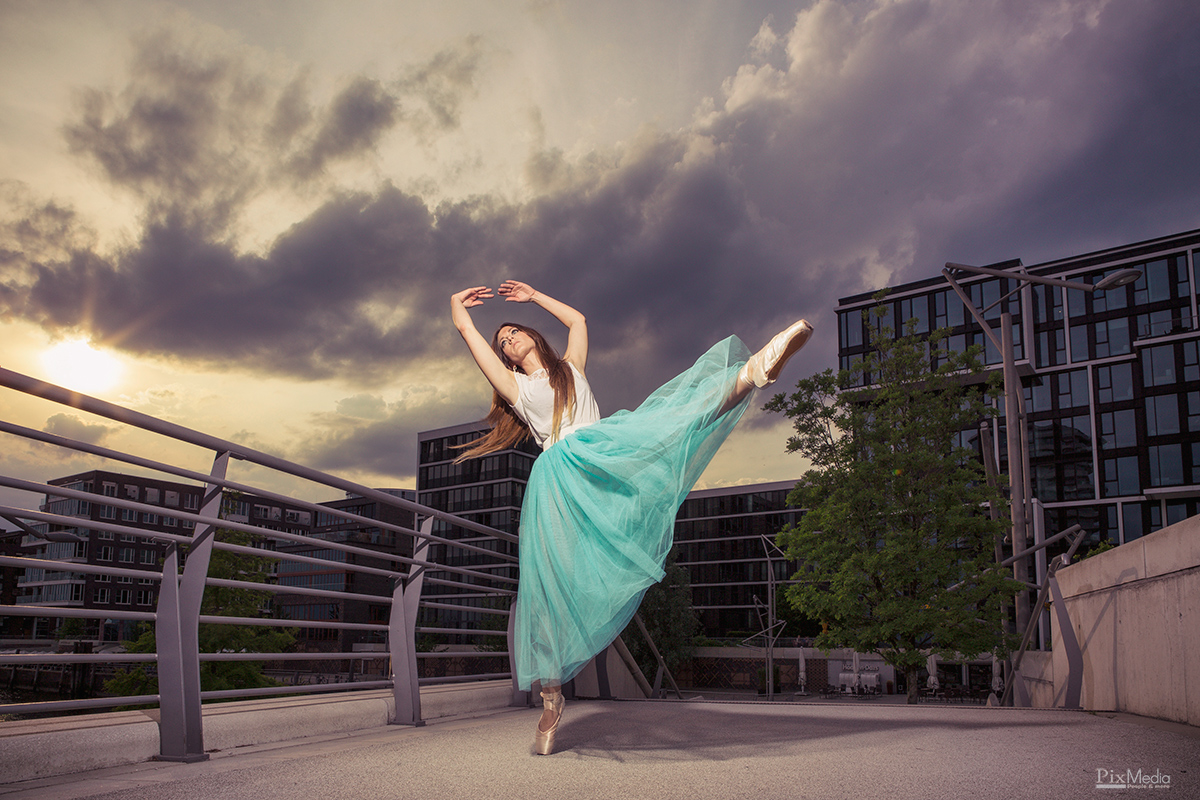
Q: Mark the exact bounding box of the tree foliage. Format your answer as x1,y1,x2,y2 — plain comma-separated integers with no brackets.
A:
766,300,1019,702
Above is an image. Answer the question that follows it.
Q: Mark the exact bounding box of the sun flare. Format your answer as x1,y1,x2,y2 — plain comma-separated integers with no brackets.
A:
40,339,124,394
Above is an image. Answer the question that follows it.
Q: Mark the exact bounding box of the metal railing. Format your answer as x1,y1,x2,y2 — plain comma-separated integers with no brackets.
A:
0,366,520,761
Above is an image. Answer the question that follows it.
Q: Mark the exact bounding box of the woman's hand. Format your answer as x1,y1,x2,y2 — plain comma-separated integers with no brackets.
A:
498,280,537,303
452,286,494,308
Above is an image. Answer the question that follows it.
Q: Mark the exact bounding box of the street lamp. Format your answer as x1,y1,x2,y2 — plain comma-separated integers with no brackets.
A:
940,263,1140,638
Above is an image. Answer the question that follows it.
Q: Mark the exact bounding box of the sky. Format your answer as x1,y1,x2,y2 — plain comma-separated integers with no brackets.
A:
1,0,1199,511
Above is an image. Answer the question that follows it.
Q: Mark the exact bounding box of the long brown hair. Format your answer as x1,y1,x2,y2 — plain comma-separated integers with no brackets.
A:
454,323,577,462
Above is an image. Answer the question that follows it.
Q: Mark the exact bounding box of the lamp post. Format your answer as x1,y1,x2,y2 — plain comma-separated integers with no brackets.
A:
940,263,1141,640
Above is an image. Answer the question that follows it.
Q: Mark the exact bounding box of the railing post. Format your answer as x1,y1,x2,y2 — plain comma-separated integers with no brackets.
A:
391,517,431,726
154,542,202,761
156,451,229,760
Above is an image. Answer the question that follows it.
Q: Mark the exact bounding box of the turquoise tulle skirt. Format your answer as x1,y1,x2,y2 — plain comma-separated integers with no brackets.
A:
513,335,753,690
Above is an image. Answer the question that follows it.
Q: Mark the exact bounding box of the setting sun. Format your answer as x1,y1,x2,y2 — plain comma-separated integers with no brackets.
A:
40,339,124,394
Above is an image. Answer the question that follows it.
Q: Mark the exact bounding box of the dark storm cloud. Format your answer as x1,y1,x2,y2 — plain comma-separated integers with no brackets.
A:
43,413,115,446
296,386,475,478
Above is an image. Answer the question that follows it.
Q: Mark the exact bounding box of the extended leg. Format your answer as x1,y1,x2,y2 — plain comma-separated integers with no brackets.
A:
720,319,814,414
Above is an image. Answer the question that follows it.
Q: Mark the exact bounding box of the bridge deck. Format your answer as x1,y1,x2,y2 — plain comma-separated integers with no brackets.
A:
3,698,1197,800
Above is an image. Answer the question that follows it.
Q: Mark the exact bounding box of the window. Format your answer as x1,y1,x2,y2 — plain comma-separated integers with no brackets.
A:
141,512,159,525
183,494,200,510
1096,363,1134,403
119,548,135,563
1148,444,1184,486
96,545,113,561
1099,410,1136,449
896,296,930,334
137,590,155,606
165,491,180,507
95,573,110,583
1145,395,1180,437
98,505,117,520
115,589,132,605
1057,370,1089,409
1143,344,1176,386
145,488,160,504
121,508,136,522
1123,503,1144,543
140,549,157,565
124,485,139,500
1094,318,1130,359
164,516,177,527
93,588,111,604
1103,457,1139,497
102,482,117,497
97,530,114,540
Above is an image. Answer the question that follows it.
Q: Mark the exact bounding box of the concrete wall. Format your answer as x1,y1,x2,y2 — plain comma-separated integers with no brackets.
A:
1051,513,1200,725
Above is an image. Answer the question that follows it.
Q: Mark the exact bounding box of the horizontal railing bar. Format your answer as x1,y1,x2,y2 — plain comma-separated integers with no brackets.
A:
0,419,428,542
424,577,517,596
220,542,406,580
0,555,164,582
206,577,388,604
199,681,393,701
0,366,516,543
431,562,518,573
2,482,516,583
0,694,160,715
0,653,157,664
413,627,507,637
0,605,157,622
419,601,510,615
3,449,513,566
0,502,193,546
0,482,413,569
197,615,387,632
416,651,509,659
199,652,385,662
418,673,510,685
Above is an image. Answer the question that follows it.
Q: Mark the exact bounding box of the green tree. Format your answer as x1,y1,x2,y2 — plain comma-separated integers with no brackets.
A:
766,301,1019,703
621,548,700,686
106,524,294,698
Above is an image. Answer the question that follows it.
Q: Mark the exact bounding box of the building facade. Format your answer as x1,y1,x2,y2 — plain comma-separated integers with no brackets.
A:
674,481,803,638
836,228,1200,552
12,470,318,642
17,471,204,640
276,489,416,651
416,422,535,635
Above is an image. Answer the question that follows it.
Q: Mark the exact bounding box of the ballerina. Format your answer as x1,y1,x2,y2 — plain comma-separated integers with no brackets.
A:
450,280,811,754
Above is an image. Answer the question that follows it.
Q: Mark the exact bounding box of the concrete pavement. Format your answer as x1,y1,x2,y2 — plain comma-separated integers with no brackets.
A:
2,699,1197,800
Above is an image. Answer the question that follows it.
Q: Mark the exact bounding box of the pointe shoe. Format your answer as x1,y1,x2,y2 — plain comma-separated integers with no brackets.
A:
533,690,565,755
740,319,814,388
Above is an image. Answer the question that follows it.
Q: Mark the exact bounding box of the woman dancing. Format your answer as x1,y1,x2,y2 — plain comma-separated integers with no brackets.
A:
450,280,811,755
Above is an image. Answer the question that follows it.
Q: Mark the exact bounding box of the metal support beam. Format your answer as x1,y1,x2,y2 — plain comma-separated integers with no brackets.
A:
391,517,432,726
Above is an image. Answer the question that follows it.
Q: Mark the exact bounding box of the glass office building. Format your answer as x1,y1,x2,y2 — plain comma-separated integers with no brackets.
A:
836,228,1200,551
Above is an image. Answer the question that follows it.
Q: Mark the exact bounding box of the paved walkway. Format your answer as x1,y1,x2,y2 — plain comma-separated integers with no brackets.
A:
3,699,1197,800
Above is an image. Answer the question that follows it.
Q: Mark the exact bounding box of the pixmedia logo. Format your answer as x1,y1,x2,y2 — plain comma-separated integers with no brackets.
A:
1096,767,1172,790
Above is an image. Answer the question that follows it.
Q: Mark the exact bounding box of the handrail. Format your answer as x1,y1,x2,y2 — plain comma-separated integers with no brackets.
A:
0,367,516,543
0,364,521,759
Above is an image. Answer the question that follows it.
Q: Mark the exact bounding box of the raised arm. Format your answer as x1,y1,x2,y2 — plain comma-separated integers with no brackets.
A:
451,286,519,405
498,280,588,372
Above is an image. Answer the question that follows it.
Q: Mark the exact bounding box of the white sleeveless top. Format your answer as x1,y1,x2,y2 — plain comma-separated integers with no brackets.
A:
511,362,601,450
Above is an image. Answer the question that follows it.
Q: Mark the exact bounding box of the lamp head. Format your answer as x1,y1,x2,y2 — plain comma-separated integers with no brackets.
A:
1092,268,1142,291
